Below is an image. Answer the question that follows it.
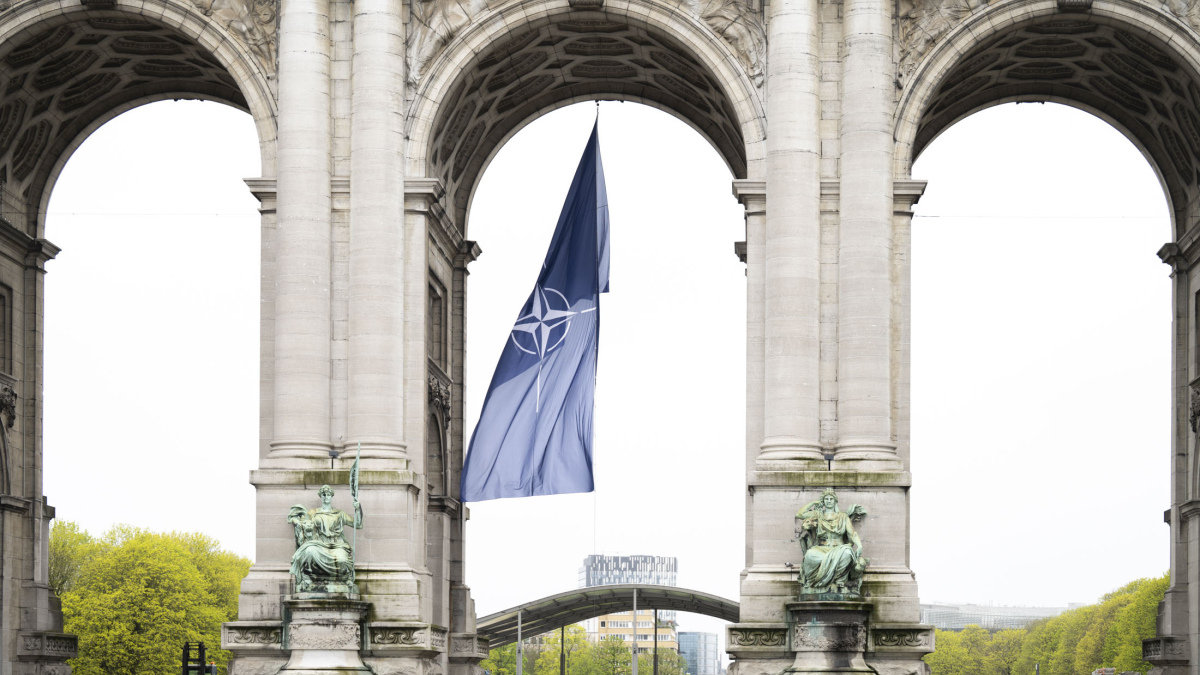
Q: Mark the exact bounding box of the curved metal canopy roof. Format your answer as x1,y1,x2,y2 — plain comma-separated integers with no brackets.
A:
477,585,740,647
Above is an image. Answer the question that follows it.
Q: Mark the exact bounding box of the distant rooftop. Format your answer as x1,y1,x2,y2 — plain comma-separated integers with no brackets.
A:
920,602,1071,631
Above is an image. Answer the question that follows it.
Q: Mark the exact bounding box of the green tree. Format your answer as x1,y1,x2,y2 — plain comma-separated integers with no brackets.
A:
48,521,105,596
637,647,686,675
987,629,1026,675
535,625,593,675
927,573,1169,675
1105,574,1169,672
483,643,520,675
926,629,975,675
55,524,250,675
591,636,632,675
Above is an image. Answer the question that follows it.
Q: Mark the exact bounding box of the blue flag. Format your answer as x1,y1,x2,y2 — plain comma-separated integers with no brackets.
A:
460,121,610,502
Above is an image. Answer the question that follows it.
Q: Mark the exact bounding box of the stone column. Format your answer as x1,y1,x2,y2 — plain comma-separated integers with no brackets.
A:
890,180,924,471
835,0,898,469
269,0,334,463
347,0,407,464
735,179,766,568
759,0,824,469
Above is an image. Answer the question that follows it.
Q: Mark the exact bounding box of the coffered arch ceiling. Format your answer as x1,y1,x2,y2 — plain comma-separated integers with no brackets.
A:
426,13,751,233
0,11,256,235
914,17,1200,233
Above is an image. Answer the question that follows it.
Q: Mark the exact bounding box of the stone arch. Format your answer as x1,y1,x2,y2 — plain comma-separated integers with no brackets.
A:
406,0,766,232
0,0,276,238
894,0,1200,237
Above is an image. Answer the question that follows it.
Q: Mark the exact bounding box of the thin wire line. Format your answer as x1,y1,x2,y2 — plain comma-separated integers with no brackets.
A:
47,212,257,217
913,214,1165,220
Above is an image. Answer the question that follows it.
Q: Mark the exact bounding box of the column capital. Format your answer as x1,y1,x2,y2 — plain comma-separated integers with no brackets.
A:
454,240,482,270
406,178,445,203
1158,242,1189,274
893,180,927,214
732,179,766,211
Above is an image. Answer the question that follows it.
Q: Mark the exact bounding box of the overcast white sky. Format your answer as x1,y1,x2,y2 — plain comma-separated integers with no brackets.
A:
41,98,1170,644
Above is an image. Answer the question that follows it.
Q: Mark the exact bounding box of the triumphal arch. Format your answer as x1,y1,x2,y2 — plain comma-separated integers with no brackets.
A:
0,0,1194,665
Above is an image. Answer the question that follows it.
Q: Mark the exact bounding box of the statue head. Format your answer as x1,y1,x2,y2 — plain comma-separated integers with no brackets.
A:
820,488,838,511
319,485,335,506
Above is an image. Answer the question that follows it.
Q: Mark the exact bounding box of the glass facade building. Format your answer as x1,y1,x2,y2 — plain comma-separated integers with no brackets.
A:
678,632,718,675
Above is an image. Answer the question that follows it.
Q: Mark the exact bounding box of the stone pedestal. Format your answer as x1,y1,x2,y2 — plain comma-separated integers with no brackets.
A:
280,595,372,674
785,602,872,675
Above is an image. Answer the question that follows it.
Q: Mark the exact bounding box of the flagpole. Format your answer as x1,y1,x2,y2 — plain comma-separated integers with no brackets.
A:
352,442,361,558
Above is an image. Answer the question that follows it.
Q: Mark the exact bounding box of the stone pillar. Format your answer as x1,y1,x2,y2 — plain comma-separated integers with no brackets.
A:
890,181,925,471
1144,243,1195,675
268,0,334,464
733,0,824,662
759,0,824,470
736,179,766,568
347,0,407,465
834,0,898,469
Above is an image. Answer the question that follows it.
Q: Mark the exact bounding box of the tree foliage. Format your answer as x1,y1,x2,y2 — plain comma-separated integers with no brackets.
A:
925,573,1169,675
51,522,251,675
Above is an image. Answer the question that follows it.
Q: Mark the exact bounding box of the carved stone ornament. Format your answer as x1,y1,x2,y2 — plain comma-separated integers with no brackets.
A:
685,0,765,87
189,0,278,75
1190,382,1200,432
0,384,16,430
373,626,426,646
1143,636,1190,663
407,0,487,88
429,376,452,428
227,626,282,645
792,625,867,652
431,627,448,649
288,623,361,650
872,629,930,648
895,0,990,88
17,632,79,660
1166,0,1200,39
728,629,787,647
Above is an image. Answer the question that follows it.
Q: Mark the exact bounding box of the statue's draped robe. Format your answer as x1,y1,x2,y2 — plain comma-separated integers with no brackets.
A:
800,509,859,591
291,507,356,584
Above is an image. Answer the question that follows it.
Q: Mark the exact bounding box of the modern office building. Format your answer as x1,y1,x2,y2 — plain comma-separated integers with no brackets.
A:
920,603,1073,630
579,555,679,653
678,632,719,675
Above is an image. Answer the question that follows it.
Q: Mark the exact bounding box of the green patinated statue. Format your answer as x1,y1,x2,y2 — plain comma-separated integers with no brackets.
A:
288,485,363,593
795,488,869,599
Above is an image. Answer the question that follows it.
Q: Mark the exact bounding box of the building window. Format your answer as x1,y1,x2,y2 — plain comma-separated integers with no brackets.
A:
427,280,446,367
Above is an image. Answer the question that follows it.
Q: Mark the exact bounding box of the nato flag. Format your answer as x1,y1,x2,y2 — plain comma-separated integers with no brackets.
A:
460,121,610,502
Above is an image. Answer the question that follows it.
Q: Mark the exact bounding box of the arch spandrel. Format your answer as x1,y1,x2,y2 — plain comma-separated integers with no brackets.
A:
405,0,766,232
894,1,1200,239
0,0,277,237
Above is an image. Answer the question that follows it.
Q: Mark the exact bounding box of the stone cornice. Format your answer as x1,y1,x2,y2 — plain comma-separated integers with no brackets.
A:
748,471,912,488
894,180,928,213
454,240,482,270
0,495,29,514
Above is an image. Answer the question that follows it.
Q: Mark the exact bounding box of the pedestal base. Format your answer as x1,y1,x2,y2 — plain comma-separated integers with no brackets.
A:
280,594,372,674
785,602,873,675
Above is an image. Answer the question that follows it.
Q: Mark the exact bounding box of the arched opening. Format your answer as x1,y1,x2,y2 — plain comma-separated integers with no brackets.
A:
461,98,747,658
910,101,1170,606
410,4,761,649
0,3,270,663
41,99,260,554
897,6,1191,654
0,7,274,237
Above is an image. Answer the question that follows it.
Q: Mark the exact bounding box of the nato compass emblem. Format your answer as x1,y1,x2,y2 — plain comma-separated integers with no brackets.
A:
510,286,594,411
